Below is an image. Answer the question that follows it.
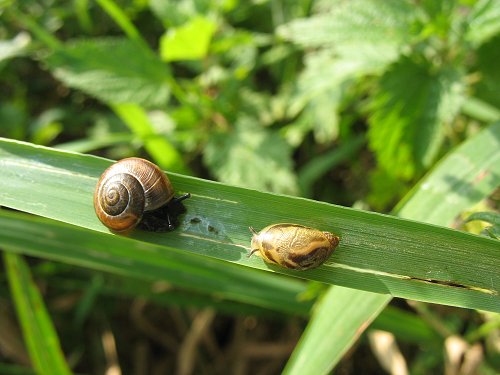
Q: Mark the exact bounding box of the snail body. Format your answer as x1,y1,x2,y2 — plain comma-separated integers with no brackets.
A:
94,158,189,232
249,224,340,270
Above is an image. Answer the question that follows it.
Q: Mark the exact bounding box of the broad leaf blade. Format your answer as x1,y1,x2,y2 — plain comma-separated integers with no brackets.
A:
474,35,500,108
0,138,499,312
160,16,216,61
369,58,465,179
204,118,298,194
396,122,500,225
282,122,500,374
44,38,170,106
283,286,389,375
278,0,414,51
4,253,72,375
465,211,500,226
0,211,311,316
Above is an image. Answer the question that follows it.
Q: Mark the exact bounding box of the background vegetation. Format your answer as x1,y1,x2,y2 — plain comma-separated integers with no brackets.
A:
0,0,499,374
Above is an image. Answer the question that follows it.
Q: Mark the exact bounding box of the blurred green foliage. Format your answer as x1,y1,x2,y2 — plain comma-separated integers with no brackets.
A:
1,0,499,209
1,0,499,373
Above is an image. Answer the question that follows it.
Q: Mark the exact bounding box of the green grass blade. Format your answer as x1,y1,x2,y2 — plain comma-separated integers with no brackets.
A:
396,121,500,224
283,286,390,375
0,211,311,316
462,97,500,123
0,138,499,312
282,122,500,374
95,0,147,48
371,305,440,344
4,253,72,375
45,272,283,318
54,133,136,153
0,210,445,337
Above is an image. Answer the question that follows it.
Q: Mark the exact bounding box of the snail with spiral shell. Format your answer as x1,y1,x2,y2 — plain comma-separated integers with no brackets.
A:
94,158,190,233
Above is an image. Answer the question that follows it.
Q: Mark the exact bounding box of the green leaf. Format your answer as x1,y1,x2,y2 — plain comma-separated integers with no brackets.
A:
149,0,212,26
0,211,311,316
160,16,216,61
289,52,368,144
298,135,365,196
0,32,30,61
281,0,418,145
283,286,390,375
95,0,148,47
465,211,500,240
461,97,500,123
0,138,499,312
465,211,500,226
44,38,170,106
52,271,285,318
485,226,500,240
474,35,500,108
396,122,500,225
282,122,500,374
278,0,415,54
54,133,136,153
371,305,440,344
111,103,189,173
4,253,72,375
204,118,298,194
366,168,407,211
368,57,465,179
466,0,500,46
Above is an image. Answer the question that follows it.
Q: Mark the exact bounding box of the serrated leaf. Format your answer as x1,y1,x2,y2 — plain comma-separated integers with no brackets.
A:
305,88,341,143
280,0,417,145
160,16,216,61
204,119,298,194
368,57,465,180
283,0,412,144
466,0,500,46
278,0,415,52
290,51,396,144
44,38,170,106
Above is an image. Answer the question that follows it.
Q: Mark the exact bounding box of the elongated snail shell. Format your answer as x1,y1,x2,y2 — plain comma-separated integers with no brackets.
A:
249,223,340,270
94,158,174,232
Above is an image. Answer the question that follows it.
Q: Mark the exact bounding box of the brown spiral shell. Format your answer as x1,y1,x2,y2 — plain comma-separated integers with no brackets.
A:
94,158,175,232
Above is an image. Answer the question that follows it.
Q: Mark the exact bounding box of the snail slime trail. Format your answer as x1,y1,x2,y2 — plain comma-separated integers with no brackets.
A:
249,224,340,270
94,158,190,233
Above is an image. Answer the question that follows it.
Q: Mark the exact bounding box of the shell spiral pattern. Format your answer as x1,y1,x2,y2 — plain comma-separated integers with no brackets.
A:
94,158,174,232
95,172,146,232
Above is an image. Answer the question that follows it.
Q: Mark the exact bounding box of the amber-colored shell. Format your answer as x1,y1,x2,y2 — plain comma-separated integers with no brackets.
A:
94,158,175,232
249,223,340,270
